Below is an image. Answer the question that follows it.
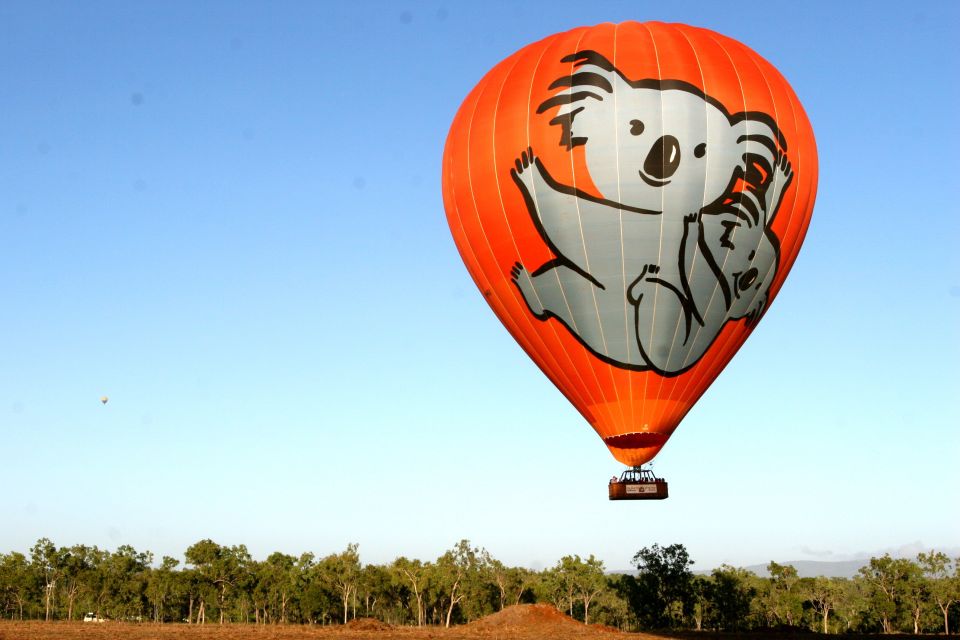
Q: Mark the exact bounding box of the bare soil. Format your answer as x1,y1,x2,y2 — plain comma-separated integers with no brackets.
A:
1,607,933,640
0,605,644,640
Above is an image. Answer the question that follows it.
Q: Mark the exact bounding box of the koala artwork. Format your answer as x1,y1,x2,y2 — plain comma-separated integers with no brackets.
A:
510,50,793,375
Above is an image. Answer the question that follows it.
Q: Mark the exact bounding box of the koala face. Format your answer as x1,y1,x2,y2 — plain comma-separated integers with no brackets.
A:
698,208,778,321
540,51,785,217
579,88,740,214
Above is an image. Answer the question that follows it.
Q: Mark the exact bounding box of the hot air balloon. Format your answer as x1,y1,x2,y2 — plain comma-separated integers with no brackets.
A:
442,22,817,499
100,396,109,405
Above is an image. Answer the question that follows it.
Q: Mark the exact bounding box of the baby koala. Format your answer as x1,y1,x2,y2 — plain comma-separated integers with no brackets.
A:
510,50,791,375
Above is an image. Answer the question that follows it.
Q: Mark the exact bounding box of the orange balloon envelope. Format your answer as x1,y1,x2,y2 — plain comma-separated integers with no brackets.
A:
443,22,817,466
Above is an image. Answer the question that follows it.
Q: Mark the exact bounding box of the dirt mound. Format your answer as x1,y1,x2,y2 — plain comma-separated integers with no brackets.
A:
345,617,393,631
470,604,585,629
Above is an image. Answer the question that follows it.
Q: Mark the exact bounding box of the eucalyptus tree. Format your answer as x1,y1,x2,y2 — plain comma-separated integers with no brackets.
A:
98,545,152,621
804,575,845,633
184,539,250,624
433,539,482,627
29,538,64,621
628,543,695,628
357,563,392,620
490,562,534,609
835,576,871,632
0,552,34,620
321,543,361,624
59,545,95,620
547,556,580,618
260,552,297,623
573,555,607,625
391,556,429,626
900,560,929,633
689,575,711,630
858,554,919,633
145,556,180,623
766,561,803,627
918,551,958,634
706,565,756,631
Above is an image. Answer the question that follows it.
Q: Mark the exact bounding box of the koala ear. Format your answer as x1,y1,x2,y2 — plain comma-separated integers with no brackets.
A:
537,50,629,149
731,114,786,193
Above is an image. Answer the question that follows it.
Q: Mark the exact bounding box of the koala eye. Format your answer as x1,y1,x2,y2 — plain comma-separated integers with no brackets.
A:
694,143,707,158
738,268,759,292
629,120,644,136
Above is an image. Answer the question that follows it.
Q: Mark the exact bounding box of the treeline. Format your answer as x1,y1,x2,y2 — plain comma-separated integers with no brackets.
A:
1,539,958,634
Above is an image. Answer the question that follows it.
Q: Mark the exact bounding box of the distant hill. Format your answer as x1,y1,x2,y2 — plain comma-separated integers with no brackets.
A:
737,560,868,578
616,560,873,579
612,545,960,580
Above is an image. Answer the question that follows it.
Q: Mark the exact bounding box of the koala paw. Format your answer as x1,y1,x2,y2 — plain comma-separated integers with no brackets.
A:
775,153,793,183
684,212,698,224
513,147,536,175
641,263,661,278
627,264,661,304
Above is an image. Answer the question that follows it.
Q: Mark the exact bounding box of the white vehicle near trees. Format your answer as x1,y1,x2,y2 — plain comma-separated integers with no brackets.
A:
82,612,106,623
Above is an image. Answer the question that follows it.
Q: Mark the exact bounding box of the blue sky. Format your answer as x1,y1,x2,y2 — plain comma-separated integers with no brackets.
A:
2,0,957,571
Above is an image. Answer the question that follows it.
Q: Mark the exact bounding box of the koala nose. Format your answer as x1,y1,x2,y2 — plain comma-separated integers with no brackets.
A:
644,135,681,180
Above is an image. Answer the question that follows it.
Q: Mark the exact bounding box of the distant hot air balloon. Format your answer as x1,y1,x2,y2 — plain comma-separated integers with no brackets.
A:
100,396,109,405
442,22,817,495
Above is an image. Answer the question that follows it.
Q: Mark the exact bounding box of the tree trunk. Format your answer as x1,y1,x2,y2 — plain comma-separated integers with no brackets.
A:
188,595,194,624
401,570,425,627
342,587,350,624
445,579,462,629
445,598,456,628
219,583,227,624
514,586,525,606
822,607,830,634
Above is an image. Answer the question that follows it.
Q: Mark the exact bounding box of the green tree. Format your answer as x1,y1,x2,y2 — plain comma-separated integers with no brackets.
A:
834,577,871,632
321,543,361,624
900,560,929,633
357,563,391,619
766,561,802,627
627,543,694,628
391,556,429,626
300,560,338,624
260,552,297,623
804,575,844,633
690,575,710,631
145,556,180,623
97,545,152,621
30,538,64,621
59,545,95,621
185,539,250,624
545,556,580,618
0,552,35,620
595,574,634,630
574,555,607,625
858,554,917,633
433,540,480,628
918,551,958,634
707,564,756,631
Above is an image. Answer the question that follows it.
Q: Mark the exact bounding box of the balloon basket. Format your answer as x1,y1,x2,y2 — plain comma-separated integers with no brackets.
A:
608,466,669,500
